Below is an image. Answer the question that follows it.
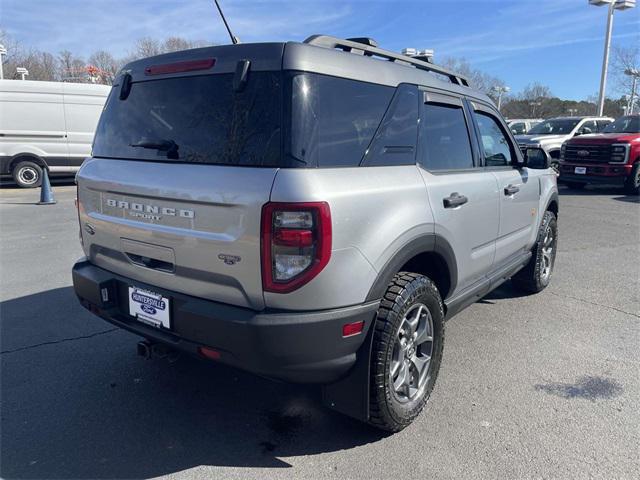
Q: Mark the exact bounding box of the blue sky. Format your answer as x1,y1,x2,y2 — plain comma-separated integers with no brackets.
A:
3,0,639,99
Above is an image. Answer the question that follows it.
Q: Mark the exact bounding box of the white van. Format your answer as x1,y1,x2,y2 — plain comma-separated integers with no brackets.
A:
0,80,111,187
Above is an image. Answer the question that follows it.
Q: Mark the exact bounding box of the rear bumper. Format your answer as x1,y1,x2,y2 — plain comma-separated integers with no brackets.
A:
72,259,378,384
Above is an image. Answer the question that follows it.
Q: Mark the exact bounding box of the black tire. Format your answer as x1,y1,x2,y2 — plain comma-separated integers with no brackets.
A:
623,162,640,195
12,160,43,188
512,211,558,294
564,181,586,190
369,272,444,432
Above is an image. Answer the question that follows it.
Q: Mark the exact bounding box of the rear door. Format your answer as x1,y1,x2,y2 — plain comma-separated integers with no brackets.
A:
469,102,539,268
78,58,284,310
417,90,500,297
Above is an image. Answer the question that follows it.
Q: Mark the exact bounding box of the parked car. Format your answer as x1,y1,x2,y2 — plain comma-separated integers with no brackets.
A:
507,118,542,135
516,116,613,173
559,115,640,194
0,79,110,187
71,35,559,432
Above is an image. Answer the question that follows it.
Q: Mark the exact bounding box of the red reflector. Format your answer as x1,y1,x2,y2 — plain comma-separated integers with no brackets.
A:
145,58,216,76
342,320,364,337
274,228,314,247
198,346,221,360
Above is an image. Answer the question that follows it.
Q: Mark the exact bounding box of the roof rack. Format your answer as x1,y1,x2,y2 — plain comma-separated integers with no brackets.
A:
303,35,470,87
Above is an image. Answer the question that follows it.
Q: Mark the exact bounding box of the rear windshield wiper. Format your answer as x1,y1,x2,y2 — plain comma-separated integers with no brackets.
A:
130,138,179,159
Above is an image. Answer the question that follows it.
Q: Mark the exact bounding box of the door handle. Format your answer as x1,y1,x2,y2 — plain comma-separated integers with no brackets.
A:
443,192,468,208
504,184,520,196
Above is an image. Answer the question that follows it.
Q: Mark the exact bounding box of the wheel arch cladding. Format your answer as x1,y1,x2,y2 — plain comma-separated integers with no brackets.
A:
545,191,559,218
365,234,457,303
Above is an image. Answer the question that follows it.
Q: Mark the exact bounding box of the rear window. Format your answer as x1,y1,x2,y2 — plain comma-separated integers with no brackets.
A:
93,72,283,166
287,73,394,167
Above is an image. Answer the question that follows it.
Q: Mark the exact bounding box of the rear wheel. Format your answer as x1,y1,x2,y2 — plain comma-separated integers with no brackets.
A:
512,210,557,294
624,163,640,195
369,272,444,432
564,181,586,190
12,160,43,188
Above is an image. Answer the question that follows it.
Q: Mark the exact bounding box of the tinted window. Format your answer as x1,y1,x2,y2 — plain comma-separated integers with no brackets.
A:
510,122,526,135
363,84,419,166
475,112,514,167
528,119,580,135
596,120,611,132
419,103,473,170
603,116,640,133
579,120,598,134
93,72,283,166
288,73,394,167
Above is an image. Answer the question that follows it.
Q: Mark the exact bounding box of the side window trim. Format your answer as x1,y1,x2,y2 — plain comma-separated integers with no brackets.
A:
417,87,478,172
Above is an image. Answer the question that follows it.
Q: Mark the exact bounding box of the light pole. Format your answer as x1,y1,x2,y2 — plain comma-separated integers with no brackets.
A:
624,67,640,114
492,85,510,112
529,101,542,117
0,44,6,80
589,0,637,116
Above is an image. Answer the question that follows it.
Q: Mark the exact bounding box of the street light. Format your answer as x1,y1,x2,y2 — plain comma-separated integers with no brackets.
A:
16,67,29,80
589,0,637,116
529,101,542,117
624,67,640,114
492,85,511,111
0,44,6,80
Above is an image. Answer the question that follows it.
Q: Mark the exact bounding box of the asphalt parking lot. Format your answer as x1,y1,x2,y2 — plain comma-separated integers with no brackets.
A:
1,182,638,480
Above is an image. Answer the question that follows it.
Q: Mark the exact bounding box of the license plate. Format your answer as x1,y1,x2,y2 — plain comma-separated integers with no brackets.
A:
128,286,170,329
574,167,587,174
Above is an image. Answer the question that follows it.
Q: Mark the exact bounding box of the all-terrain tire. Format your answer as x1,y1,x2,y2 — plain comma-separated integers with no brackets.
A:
512,210,558,294
368,272,445,432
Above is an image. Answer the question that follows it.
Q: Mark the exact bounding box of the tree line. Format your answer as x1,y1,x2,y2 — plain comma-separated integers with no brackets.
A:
1,28,637,119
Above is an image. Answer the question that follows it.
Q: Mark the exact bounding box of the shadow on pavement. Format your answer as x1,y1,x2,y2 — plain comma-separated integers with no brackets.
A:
1,287,386,479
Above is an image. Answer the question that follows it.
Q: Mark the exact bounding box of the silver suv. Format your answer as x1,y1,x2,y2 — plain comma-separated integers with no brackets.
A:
72,35,559,432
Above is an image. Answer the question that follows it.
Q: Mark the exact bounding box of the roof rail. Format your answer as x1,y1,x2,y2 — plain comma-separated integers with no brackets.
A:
303,34,470,87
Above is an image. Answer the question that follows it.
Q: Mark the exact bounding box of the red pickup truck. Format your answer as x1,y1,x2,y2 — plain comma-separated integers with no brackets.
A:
559,115,639,194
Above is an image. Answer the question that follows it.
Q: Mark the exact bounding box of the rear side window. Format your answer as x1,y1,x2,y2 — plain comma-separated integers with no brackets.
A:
287,73,394,167
419,103,473,171
363,84,419,167
474,111,514,167
93,72,283,166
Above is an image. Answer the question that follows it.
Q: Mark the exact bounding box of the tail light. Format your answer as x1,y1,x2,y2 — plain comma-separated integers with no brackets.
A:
261,202,331,293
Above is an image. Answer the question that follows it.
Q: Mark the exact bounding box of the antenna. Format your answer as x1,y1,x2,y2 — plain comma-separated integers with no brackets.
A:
214,0,240,44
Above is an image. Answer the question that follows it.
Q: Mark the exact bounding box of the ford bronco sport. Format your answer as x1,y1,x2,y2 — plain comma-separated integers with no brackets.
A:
72,35,559,431
559,115,640,194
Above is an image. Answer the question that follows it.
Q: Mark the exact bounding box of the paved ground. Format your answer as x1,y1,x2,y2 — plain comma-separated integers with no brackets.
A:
1,182,638,480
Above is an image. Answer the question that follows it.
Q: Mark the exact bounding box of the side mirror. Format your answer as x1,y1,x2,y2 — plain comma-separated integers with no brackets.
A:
524,148,548,169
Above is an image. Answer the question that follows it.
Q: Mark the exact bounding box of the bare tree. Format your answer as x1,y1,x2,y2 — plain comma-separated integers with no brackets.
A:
611,46,640,98
131,37,162,59
88,50,121,84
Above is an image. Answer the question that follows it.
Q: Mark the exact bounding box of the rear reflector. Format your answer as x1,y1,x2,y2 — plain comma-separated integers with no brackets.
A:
145,58,216,76
198,346,221,360
342,320,365,337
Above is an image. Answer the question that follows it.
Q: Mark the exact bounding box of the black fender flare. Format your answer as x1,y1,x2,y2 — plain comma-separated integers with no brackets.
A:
365,233,457,302
544,191,559,217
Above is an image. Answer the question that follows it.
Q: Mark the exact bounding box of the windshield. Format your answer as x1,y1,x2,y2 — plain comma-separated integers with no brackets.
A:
93,72,284,166
602,116,640,134
528,119,580,135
